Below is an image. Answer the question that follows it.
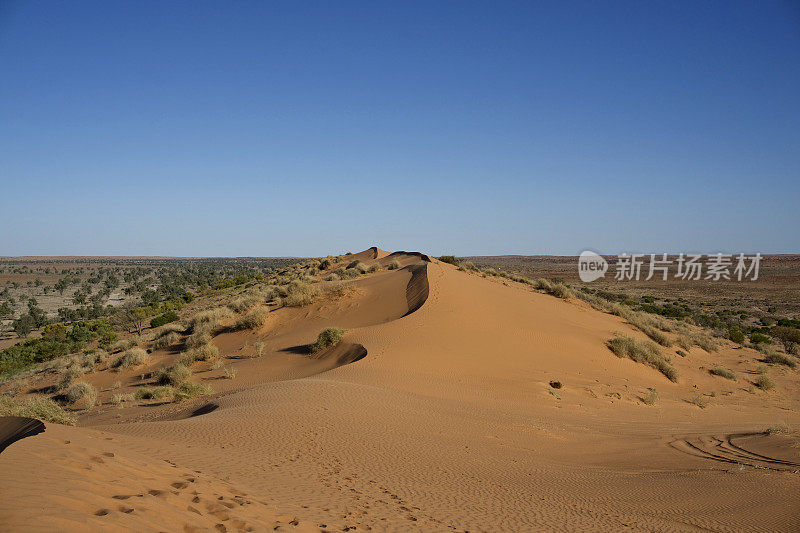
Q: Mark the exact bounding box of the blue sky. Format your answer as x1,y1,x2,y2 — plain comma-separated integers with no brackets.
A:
1,1,798,256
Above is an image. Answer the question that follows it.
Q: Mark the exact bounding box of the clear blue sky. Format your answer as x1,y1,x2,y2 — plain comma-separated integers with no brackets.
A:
1,1,798,257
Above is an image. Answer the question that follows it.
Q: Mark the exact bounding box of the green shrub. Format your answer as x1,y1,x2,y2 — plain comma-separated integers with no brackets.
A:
709,367,736,381
0,395,75,425
771,326,800,352
607,335,678,382
749,332,771,345
150,311,179,329
438,256,460,266
311,327,346,353
728,326,745,344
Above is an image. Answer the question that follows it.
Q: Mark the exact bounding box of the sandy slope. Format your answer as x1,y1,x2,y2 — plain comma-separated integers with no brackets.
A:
2,250,799,532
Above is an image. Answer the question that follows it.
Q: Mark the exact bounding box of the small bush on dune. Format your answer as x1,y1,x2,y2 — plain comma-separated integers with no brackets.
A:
607,335,678,382
227,295,261,314
179,343,219,365
534,278,552,291
57,363,85,391
187,307,233,333
641,326,672,347
185,330,212,349
155,363,192,386
310,327,346,353
235,306,269,330
283,281,320,307
152,331,181,350
156,323,185,337
111,338,138,354
755,375,775,391
548,282,574,299
764,353,796,368
150,311,179,329
110,348,149,370
642,387,658,406
135,385,175,400
0,395,75,425
111,393,134,407
354,263,369,274
438,256,460,266
710,367,736,381
254,342,265,357
388,260,401,270
223,367,238,379
173,381,213,402
65,381,98,408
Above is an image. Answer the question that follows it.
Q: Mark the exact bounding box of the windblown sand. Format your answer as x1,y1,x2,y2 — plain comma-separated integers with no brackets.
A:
2,248,799,531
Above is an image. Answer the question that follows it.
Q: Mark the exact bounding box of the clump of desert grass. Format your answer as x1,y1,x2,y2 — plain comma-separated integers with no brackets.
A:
110,348,149,370
173,381,213,402
282,281,320,307
64,381,98,408
642,387,658,406
57,363,85,391
155,363,192,387
223,367,238,379
185,330,212,349
764,352,796,368
156,323,185,336
152,331,181,350
754,375,775,391
227,295,262,314
234,306,269,330
110,338,139,354
111,393,134,408
533,278,573,299
310,327,346,353
388,259,401,270
607,334,678,382
186,307,233,333
135,385,175,401
254,342,265,357
0,395,76,425
178,343,219,366
688,394,709,409
710,367,737,381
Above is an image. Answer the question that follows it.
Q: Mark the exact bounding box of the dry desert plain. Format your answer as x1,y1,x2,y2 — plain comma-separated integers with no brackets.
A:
1,248,799,532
